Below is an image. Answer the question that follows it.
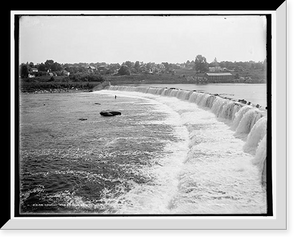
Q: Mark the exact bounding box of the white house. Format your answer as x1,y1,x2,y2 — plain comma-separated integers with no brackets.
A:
29,67,38,73
88,66,96,73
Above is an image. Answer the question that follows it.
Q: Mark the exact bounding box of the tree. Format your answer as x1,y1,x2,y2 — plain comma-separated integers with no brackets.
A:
262,58,266,71
118,65,130,75
108,63,121,74
134,61,140,72
20,63,28,78
51,62,62,71
45,60,54,70
38,63,46,72
124,61,134,69
162,62,170,71
146,62,153,70
194,55,209,73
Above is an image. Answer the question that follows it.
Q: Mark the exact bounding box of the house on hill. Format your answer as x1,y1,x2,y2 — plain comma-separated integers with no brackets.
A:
98,65,109,74
204,72,234,83
88,65,96,73
29,67,38,73
28,67,39,78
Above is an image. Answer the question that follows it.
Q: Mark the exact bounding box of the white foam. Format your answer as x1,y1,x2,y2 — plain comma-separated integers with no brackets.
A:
243,117,267,154
252,135,267,186
96,88,267,214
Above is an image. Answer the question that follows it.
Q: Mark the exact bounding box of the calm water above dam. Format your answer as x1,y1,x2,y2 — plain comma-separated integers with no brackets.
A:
127,83,267,108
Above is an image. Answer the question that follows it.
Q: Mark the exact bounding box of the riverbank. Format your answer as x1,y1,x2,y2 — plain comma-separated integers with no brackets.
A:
104,73,266,85
20,80,104,93
19,72,266,94
21,88,94,94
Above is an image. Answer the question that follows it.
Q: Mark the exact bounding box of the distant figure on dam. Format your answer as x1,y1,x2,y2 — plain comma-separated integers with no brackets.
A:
115,95,117,99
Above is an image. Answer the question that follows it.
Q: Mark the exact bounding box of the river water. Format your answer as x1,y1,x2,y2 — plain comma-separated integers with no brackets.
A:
19,84,268,215
127,83,267,108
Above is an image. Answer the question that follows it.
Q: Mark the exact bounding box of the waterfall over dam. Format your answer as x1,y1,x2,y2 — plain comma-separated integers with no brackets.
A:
105,85,268,186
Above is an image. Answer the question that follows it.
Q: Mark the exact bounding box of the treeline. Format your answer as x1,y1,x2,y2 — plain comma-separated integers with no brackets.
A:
20,60,106,83
193,55,266,73
20,55,266,82
217,60,266,71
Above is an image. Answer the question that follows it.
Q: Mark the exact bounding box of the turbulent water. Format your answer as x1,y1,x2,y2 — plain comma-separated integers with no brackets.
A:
20,85,268,215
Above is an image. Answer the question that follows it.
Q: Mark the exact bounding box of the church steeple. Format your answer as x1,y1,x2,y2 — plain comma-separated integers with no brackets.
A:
213,57,218,66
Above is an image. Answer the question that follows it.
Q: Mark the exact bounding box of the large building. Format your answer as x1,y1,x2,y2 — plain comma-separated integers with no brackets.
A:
204,72,234,82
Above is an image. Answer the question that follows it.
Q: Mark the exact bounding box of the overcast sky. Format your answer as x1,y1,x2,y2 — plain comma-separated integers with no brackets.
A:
19,15,266,64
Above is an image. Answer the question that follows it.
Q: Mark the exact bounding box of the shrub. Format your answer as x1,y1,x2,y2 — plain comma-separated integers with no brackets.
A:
61,76,70,82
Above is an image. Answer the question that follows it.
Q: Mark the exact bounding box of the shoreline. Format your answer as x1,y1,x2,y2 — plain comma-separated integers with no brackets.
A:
21,88,93,94
20,81,265,93
19,79,112,94
20,83,266,110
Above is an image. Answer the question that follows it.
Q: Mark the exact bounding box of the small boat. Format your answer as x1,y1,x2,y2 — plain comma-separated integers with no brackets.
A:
100,110,121,116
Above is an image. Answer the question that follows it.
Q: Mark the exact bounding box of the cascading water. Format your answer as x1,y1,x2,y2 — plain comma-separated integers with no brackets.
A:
231,105,253,130
243,117,267,155
211,96,227,117
234,108,264,139
252,135,267,186
105,85,267,187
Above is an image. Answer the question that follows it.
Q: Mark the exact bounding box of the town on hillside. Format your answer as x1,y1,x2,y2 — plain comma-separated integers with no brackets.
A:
19,55,267,92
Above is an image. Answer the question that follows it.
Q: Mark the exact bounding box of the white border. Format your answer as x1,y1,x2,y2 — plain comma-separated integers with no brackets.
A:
273,0,287,229
0,215,285,230
5,5,287,229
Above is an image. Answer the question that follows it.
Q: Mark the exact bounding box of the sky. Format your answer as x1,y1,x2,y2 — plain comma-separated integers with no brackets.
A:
19,15,267,64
